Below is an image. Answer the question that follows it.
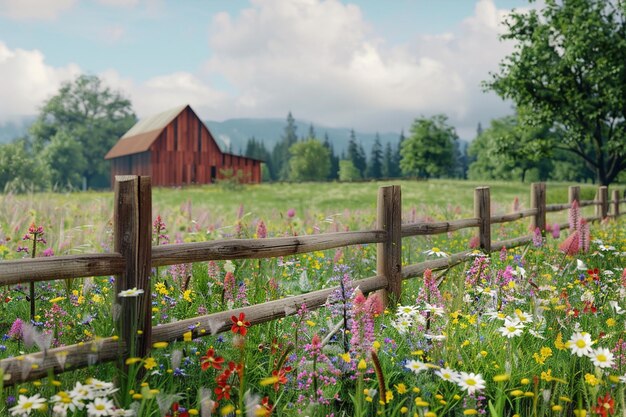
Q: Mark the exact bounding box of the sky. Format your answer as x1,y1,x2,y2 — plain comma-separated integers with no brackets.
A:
0,0,533,139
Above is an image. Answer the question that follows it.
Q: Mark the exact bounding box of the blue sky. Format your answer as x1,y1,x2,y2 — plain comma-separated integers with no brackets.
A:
0,0,532,138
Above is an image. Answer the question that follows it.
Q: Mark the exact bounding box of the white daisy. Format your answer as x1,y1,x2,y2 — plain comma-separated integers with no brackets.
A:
50,391,84,413
456,372,486,395
9,394,46,416
425,303,445,317
396,305,419,318
405,359,428,374
435,367,459,382
86,397,116,417
589,347,615,368
392,317,413,334
609,301,625,315
117,288,144,298
70,381,96,401
568,332,595,357
423,247,449,258
498,317,524,338
514,310,533,324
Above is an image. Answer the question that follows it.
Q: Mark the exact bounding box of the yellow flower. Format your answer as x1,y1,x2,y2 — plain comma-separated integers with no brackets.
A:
125,357,141,365
339,353,351,363
183,331,193,342
464,410,478,415
552,405,563,411
306,320,316,327
260,376,279,387
385,391,393,403
395,383,407,394
144,357,157,370
132,393,143,400
49,296,65,303
584,373,600,386
358,359,367,370
189,410,199,415
400,407,408,414
520,378,530,385
153,342,168,349
373,341,381,351
554,333,567,351
425,412,437,417
220,405,235,416
493,374,510,382
183,290,193,303
510,390,524,397
573,410,587,417
606,318,617,327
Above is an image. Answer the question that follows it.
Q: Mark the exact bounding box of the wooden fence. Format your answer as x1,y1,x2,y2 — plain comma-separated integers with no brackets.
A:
0,177,624,386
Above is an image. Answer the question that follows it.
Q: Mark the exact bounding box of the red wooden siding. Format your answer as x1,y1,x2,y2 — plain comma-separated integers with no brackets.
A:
109,106,262,187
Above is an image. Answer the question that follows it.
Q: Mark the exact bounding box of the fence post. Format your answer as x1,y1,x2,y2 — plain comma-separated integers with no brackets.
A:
474,187,491,252
568,186,580,205
114,176,152,365
530,182,546,233
377,185,402,307
598,186,608,219
613,190,621,217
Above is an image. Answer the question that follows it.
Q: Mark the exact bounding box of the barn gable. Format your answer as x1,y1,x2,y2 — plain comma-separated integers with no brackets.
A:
106,105,262,186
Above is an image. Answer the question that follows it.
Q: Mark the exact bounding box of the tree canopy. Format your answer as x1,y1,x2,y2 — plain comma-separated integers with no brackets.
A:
30,74,136,188
287,139,330,182
485,0,626,185
400,115,459,179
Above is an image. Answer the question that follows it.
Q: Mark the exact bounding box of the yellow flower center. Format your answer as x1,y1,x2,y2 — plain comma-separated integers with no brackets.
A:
466,379,476,386
96,404,105,410
597,354,607,362
23,402,33,409
237,321,243,326
576,339,586,348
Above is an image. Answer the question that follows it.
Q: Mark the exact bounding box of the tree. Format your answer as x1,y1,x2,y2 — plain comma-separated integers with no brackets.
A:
485,0,626,185
468,115,554,182
30,74,136,188
367,133,383,179
390,130,405,178
347,130,367,178
271,112,299,181
323,133,339,180
382,141,394,178
287,139,330,181
338,160,361,182
400,115,459,178
42,131,87,189
0,138,49,192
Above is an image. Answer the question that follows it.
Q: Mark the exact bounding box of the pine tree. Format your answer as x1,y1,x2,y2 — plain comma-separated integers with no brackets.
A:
391,130,405,178
367,133,383,179
271,112,298,180
347,129,367,178
307,123,316,140
382,141,393,178
323,132,339,180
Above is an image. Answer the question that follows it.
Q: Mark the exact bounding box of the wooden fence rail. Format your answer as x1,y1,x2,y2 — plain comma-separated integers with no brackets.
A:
0,179,624,386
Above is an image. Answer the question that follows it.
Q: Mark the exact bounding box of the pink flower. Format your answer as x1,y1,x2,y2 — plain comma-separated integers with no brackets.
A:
256,220,267,239
559,231,580,256
287,208,296,218
551,223,560,239
8,318,23,340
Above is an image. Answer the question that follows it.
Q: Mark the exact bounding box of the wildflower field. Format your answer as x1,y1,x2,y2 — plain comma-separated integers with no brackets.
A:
0,180,624,417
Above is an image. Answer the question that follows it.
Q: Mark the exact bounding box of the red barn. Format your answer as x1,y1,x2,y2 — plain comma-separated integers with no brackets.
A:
105,104,262,186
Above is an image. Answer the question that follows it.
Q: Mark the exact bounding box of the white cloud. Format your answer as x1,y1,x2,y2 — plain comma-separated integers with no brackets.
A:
0,0,76,20
203,0,519,137
0,42,80,121
100,25,126,43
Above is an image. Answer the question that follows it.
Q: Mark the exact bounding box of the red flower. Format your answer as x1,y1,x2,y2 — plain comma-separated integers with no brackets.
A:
166,402,190,417
231,312,250,336
201,348,224,371
594,393,615,417
257,396,273,416
270,367,290,391
215,383,232,401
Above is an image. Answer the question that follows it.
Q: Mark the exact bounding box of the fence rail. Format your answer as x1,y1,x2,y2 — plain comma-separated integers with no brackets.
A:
0,180,623,386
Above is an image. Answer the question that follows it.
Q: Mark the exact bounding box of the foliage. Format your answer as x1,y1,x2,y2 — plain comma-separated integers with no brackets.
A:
485,0,626,185
400,114,459,179
0,138,49,193
30,74,136,189
468,115,554,182
41,131,87,189
338,160,362,182
287,139,331,182
367,134,383,179
271,112,298,181
347,130,367,179
217,168,245,191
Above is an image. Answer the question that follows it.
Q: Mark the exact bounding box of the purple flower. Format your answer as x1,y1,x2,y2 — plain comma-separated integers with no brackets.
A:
532,227,543,247
287,208,296,218
8,318,23,340
551,223,561,239
42,248,54,257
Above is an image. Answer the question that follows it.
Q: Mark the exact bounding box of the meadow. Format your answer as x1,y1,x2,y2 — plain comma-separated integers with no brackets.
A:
0,179,623,417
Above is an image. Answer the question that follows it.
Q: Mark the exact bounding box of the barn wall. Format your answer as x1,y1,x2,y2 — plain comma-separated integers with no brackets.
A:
109,152,152,185
110,106,262,187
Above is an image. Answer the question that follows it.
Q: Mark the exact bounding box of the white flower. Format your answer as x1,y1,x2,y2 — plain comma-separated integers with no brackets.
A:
576,259,588,270
424,334,446,341
580,290,595,304
396,305,419,318
392,317,412,334
456,372,486,395
10,394,47,416
609,301,625,315
224,260,236,273
425,303,445,317
568,332,595,357
110,409,135,416
70,381,96,401
599,244,616,251
589,347,615,368
514,310,533,324
117,288,144,298
423,247,449,258
86,378,117,397
86,397,115,416
498,317,524,338
50,392,84,413
619,374,626,383
435,367,459,382
405,359,428,374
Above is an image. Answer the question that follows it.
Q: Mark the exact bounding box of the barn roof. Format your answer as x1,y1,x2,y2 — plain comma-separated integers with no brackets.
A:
105,104,188,159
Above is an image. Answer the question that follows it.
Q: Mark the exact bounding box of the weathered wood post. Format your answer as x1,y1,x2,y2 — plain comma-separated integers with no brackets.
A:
568,186,580,205
474,187,491,252
113,176,152,365
598,186,608,219
613,190,621,217
377,185,402,307
530,182,546,233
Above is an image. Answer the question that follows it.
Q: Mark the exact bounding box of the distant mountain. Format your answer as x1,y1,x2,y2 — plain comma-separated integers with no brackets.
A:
205,118,402,156
0,115,405,155
0,116,35,143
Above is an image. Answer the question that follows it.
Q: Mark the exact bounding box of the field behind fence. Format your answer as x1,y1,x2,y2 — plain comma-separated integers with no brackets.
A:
0,176,624,387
